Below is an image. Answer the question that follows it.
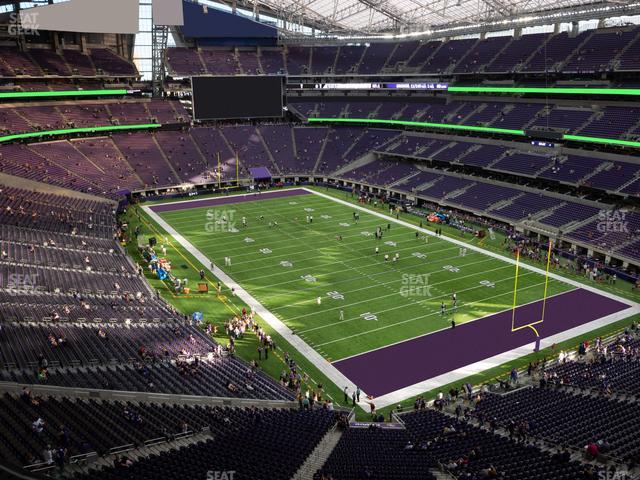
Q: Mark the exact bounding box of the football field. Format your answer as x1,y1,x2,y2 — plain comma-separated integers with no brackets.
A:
145,188,636,405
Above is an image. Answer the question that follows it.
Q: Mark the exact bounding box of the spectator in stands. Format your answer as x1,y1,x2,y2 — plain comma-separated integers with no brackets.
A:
478,465,498,478
57,424,71,448
54,447,66,471
32,417,45,434
20,387,31,403
42,445,54,465
585,441,599,460
226,380,238,393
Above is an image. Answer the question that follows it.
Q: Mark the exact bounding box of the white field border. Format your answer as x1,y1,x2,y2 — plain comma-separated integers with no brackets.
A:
142,187,640,410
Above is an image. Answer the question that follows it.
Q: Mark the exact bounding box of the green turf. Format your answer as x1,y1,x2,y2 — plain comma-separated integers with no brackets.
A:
157,191,574,363
126,186,640,419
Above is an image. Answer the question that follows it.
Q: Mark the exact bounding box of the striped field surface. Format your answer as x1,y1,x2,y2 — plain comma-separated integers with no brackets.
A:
156,190,573,363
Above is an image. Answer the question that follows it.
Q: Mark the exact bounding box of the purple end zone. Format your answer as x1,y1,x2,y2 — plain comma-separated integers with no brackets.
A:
149,189,310,213
334,288,629,397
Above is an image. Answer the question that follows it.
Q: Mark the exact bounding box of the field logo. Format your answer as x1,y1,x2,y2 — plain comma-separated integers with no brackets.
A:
361,231,373,237
443,265,460,273
288,201,298,205
360,312,377,321
384,241,397,247
597,209,628,234
244,237,254,243
301,274,316,282
339,222,350,227
8,12,40,36
259,248,272,254
412,252,427,259
304,207,314,212
479,280,495,288
205,209,237,233
400,273,432,298
206,471,235,480
326,291,344,300
280,260,293,267
320,214,332,219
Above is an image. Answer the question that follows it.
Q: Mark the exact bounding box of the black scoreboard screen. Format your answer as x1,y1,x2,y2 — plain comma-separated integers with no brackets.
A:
191,76,284,121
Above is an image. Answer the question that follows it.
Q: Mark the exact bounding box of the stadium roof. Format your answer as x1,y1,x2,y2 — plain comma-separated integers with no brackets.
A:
248,0,640,35
3,0,639,37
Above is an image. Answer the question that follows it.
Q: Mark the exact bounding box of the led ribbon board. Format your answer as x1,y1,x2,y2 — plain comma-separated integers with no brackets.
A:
448,87,640,96
307,117,526,136
0,89,133,100
307,118,640,149
0,124,161,143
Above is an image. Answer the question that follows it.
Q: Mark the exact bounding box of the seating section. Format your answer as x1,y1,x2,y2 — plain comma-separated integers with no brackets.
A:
564,29,638,73
0,186,295,410
378,132,639,195
317,409,586,480
475,387,640,463
317,426,436,480
0,394,322,470
0,323,212,367
485,33,548,73
545,332,640,396
522,31,592,72
0,186,115,237
566,211,640,261
492,192,560,221
7,358,292,401
5,120,637,260
0,47,137,77
290,99,640,141
199,49,239,75
165,26,640,76
73,408,335,480
403,409,587,480
1,23,640,480
0,99,188,136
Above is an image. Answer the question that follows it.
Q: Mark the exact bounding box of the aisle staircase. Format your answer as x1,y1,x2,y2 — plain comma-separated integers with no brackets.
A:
291,425,344,480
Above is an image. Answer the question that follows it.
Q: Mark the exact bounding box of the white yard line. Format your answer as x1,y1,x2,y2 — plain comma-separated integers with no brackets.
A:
275,256,501,315
302,188,638,309
316,278,556,348
300,272,540,334
333,285,573,362
143,202,369,405
199,227,414,260
145,187,640,409
230,242,462,279
246,243,473,289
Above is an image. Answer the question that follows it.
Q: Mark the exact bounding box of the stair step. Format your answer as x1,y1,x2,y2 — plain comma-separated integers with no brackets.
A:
291,426,343,480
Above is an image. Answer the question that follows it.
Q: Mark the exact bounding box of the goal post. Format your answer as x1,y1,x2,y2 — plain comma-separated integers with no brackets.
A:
511,239,554,337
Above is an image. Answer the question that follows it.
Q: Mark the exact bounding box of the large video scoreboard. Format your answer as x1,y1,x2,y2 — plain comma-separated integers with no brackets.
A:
191,76,284,121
